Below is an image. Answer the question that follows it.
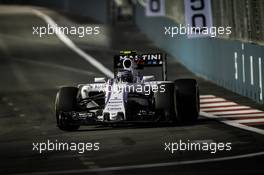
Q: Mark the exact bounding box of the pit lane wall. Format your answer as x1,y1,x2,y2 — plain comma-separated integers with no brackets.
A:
135,4,264,104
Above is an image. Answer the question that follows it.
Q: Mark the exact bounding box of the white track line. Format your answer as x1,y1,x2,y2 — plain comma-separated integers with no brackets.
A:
200,102,237,108
230,118,264,124
200,98,226,103
200,95,216,98
223,121,264,135
218,113,264,118
201,111,264,135
13,150,264,175
32,9,114,78
209,109,262,115
202,106,250,112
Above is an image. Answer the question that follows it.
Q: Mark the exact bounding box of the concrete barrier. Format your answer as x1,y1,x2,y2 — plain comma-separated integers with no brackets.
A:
135,4,264,104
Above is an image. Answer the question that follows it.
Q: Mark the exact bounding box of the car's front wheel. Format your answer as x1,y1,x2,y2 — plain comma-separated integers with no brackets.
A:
55,87,80,131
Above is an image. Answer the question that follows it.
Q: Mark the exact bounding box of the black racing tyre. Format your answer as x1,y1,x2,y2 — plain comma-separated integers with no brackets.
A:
55,87,80,131
174,79,200,124
154,82,176,121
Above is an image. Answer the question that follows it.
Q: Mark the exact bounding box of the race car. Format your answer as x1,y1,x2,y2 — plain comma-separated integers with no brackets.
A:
55,51,200,131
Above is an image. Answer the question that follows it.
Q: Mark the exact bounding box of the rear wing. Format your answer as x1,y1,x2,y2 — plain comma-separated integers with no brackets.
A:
114,51,167,81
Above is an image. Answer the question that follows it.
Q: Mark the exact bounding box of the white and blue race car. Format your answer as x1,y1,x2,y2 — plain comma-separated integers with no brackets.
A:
55,51,200,131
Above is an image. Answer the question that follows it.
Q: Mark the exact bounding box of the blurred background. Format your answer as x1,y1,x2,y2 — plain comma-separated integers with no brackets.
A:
1,0,263,44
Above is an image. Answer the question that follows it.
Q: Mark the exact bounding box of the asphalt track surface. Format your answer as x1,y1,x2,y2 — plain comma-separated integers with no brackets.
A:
0,5,264,175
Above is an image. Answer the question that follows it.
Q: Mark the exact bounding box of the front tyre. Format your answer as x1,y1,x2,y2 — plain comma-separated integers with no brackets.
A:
55,87,80,131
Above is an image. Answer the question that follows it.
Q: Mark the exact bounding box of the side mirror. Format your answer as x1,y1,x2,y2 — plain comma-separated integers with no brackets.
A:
94,77,106,83
142,75,155,82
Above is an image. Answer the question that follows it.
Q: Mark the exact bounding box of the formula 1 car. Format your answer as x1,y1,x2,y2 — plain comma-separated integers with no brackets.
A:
55,51,200,131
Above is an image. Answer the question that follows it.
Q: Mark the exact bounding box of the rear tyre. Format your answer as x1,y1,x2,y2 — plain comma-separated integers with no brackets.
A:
174,79,200,124
55,87,80,131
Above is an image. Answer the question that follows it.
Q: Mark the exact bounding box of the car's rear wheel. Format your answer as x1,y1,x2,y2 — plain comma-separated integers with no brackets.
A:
174,79,200,124
55,87,80,131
